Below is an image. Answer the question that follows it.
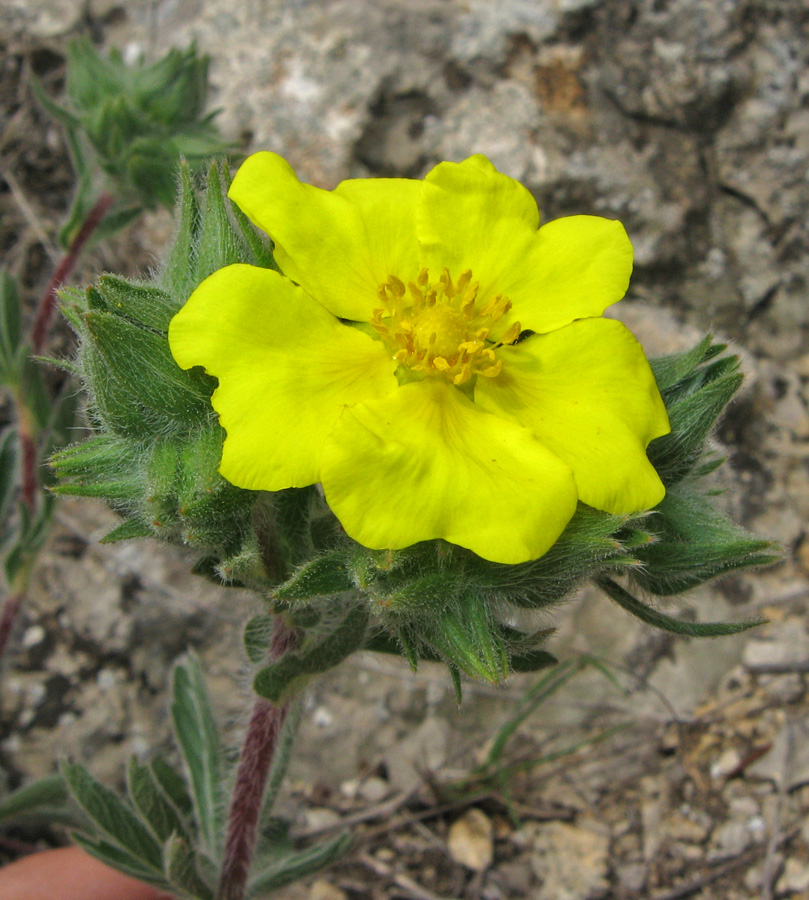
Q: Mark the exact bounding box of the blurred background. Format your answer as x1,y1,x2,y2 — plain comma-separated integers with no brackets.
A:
1,1,808,898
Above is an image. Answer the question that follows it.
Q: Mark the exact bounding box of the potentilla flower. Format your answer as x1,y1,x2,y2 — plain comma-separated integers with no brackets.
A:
169,153,670,564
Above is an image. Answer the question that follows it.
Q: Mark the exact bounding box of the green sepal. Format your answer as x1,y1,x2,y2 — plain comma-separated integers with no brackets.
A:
51,478,142,502
195,162,248,283
273,551,355,602
648,371,743,485
632,482,779,595
254,606,369,704
429,601,509,685
160,161,201,304
95,275,179,332
650,336,721,392
85,310,210,426
597,577,766,637
100,518,154,543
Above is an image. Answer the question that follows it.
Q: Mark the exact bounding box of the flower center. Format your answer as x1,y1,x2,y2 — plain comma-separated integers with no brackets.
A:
371,268,520,386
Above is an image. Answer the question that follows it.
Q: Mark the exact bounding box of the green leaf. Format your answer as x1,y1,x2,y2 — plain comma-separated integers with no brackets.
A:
100,517,154,543
71,833,171,889
0,270,22,378
164,833,215,899
85,310,210,425
247,833,352,894
509,648,559,673
273,552,355,602
254,606,369,704
0,427,18,530
96,276,179,333
170,653,223,859
244,614,275,665
650,336,716,392
430,601,509,684
596,577,766,637
62,762,164,872
127,757,190,844
195,163,245,283
150,757,194,818
0,774,69,823
160,161,201,304
648,373,743,485
260,700,303,824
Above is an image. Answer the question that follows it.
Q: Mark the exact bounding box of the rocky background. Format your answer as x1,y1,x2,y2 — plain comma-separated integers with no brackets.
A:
1,1,809,898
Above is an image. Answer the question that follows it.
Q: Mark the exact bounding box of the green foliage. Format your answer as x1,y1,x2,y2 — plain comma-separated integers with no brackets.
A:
0,775,72,825
170,653,224,861
260,337,776,690
32,39,230,246
253,606,370,704
52,164,281,587
62,653,350,898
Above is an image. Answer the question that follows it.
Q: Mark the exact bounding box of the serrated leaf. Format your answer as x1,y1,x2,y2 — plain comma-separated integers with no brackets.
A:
171,653,223,859
62,762,163,871
510,649,558,673
247,833,352,894
254,606,369,704
71,833,171,889
596,577,765,637
150,757,194,818
96,276,179,333
164,833,215,899
244,614,275,665
85,310,210,424
160,161,201,304
195,162,245,283
649,335,715,392
273,552,354,602
0,775,69,823
0,270,22,376
100,518,154,543
648,373,743,484
127,757,190,844
261,700,303,824
0,427,18,529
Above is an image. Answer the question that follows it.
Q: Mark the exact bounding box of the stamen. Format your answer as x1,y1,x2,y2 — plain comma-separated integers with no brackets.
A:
372,269,514,389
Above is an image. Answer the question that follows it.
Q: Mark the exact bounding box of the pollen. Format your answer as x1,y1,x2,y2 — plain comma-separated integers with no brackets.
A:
371,268,519,387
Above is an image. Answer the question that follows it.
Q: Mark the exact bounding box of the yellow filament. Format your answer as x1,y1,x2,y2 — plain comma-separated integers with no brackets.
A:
371,267,520,387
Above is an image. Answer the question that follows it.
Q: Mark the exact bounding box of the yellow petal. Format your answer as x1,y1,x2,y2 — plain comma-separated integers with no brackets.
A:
169,265,397,490
321,380,578,563
475,318,670,514
228,152,420,320
417,156,633,335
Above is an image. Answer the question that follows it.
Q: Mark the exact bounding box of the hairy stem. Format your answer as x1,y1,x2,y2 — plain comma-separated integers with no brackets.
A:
217,616,299,900
31,191,114,355
0,591,24,663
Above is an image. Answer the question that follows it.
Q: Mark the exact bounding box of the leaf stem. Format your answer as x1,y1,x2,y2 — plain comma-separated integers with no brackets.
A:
31,191,114,356
217,616,299,900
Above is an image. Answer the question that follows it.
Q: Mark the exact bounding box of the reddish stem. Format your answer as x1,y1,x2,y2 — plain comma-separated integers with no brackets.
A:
0,592,24,662
31,191,114,356
217,616,299,900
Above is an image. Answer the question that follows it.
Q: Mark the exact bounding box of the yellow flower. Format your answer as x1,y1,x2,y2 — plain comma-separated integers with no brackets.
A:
169,153,670,564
